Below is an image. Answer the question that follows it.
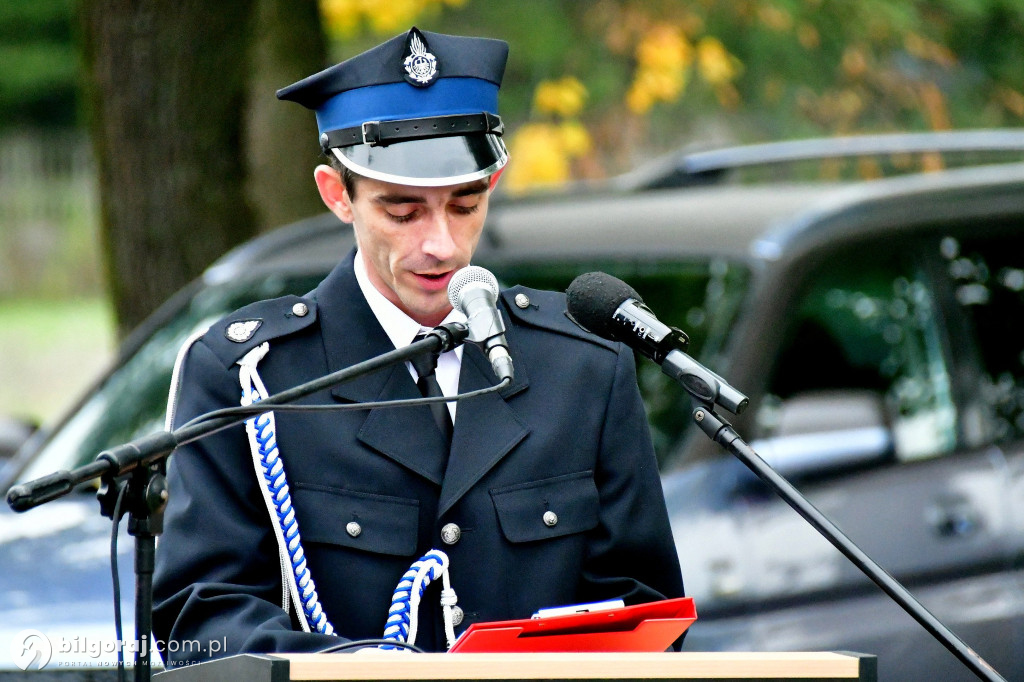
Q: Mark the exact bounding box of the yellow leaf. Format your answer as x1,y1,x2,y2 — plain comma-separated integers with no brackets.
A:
504,123,572,193
534,77,588,118
647,68,685,100
367,0,423,35
697,37,742,85
320,0,361,39
997,87,1024,118
636,24,692,71
904,33,956,68
715,83,741,110
626,82,655,114
559,121,592,157
921,151,945,173
758,5,793,32
841,47,868,79
919,82,951,131
797,23,820,50
857,157,882,180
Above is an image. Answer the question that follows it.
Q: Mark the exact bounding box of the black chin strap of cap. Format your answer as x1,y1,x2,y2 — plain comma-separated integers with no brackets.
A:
322,112,503,150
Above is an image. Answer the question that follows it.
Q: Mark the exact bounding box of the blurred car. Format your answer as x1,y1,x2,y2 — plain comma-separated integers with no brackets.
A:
4,131,1024,679
0,416,35,461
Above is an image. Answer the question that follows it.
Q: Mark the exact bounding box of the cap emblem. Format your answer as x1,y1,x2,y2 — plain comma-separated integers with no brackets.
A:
226,319,262,343
403,29,438,87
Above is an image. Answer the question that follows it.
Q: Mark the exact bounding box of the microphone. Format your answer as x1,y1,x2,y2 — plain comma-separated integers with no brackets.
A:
448,266,514,381
565,272,748,415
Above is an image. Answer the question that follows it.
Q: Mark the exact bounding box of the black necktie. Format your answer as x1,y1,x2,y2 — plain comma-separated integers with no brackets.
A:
411,334,454,444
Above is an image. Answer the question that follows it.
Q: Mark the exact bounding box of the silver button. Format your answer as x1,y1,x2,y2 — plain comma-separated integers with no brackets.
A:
515,293,531,309
292,302,309,317
441,522,462,545
543,511,558,527
346,521,362,538
451,605,464,626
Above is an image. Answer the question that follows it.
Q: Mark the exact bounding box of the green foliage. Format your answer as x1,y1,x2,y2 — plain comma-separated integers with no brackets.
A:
0,0,73,39
321,0,1024,184
0,0,78,129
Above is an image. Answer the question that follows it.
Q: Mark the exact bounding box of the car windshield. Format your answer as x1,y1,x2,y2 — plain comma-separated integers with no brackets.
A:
16,258,749,484
15,272,328,484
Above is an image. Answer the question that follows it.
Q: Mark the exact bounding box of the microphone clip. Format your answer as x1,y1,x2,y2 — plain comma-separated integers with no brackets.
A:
426,321,470,353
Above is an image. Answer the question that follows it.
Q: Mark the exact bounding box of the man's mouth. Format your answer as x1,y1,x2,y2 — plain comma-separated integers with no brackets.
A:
413,270,455,291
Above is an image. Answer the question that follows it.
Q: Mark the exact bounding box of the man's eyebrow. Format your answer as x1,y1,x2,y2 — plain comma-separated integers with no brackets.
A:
373,181,489,205
451,181,489,198
374,193,426,206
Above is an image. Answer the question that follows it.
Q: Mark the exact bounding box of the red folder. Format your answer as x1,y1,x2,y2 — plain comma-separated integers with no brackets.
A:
448,597,696,653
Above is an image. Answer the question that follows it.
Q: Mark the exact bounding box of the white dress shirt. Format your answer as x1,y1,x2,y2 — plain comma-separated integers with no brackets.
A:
353,250,465,422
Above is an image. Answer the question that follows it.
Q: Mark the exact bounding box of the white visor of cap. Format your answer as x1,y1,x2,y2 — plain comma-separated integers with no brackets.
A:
331,132,508,187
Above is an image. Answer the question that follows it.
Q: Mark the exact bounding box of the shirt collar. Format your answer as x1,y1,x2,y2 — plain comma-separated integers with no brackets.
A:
353,249,467,350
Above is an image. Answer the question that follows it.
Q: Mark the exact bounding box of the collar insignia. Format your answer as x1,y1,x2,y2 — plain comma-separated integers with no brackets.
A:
226,319,262,343
403,28,438,87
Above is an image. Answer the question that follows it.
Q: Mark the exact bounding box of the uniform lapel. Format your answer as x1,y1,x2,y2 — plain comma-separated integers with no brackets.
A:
437,320,530,517
316,252,448,484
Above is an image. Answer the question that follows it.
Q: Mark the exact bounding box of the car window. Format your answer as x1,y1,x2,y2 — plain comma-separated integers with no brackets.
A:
494,258,750,468
940,231,1024,445
760,244,957,468
16,273,326,484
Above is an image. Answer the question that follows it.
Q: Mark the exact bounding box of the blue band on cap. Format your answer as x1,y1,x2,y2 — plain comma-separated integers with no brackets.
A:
315,77,499,134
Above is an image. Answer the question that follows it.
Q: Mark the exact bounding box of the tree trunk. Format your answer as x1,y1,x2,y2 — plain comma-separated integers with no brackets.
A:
80,0,258,337
245,0,328,232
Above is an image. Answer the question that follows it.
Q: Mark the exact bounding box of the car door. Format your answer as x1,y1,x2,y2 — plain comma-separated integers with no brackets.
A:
933,224,1024,678
722,230,1018,680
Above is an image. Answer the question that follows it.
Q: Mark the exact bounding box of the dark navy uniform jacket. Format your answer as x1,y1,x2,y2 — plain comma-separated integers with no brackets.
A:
152,252,683,664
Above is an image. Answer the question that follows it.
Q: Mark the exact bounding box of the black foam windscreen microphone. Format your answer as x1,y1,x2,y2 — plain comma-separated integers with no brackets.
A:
566,272,689,363
448,266,514,381
566,272,748,414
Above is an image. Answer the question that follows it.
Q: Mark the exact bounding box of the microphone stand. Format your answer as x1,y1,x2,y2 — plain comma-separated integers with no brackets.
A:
6,323,468,682
686,399,1005,682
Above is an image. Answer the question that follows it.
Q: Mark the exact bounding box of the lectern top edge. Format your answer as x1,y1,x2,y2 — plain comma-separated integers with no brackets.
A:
155,651,876,682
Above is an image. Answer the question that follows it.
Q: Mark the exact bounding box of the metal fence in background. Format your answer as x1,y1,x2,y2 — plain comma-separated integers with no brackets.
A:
0,130,104,299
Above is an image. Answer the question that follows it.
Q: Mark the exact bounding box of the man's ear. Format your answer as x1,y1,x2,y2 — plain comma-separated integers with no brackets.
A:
314,164,354,223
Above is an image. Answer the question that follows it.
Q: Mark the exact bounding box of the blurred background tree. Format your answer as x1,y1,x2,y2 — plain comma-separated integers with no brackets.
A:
79,0,327,337
2,0,1023,421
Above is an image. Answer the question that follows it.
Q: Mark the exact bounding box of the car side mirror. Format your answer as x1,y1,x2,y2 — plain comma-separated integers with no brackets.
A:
749,390,894,479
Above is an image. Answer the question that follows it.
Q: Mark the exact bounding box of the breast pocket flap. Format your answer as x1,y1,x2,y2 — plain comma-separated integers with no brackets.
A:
490,470,599,543
291,484,419,557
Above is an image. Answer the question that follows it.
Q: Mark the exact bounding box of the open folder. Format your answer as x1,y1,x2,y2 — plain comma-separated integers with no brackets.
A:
448,597,697,653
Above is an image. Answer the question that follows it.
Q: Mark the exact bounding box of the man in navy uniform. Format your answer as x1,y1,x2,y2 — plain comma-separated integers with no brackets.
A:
153,28,683,664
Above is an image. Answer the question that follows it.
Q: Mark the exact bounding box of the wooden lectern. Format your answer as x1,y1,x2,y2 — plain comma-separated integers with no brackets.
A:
154,651,877,682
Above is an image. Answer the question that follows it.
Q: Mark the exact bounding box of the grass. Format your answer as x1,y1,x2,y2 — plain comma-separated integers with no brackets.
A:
0,297,115,425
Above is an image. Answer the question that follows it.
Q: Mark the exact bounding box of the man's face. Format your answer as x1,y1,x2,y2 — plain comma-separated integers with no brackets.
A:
335,174,491,326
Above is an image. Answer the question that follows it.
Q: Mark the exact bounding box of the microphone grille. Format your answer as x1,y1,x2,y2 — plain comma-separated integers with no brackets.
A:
448,265,499,309
565,272,641,338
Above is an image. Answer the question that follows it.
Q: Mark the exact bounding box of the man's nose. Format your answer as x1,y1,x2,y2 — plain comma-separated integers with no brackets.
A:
421,212,457,261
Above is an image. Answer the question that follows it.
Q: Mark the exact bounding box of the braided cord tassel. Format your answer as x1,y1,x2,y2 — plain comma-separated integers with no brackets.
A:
239,344,334,636
382,549,459,650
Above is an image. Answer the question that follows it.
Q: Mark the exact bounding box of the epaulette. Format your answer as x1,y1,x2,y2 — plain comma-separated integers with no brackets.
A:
500,286,617,353
202,295,319,368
